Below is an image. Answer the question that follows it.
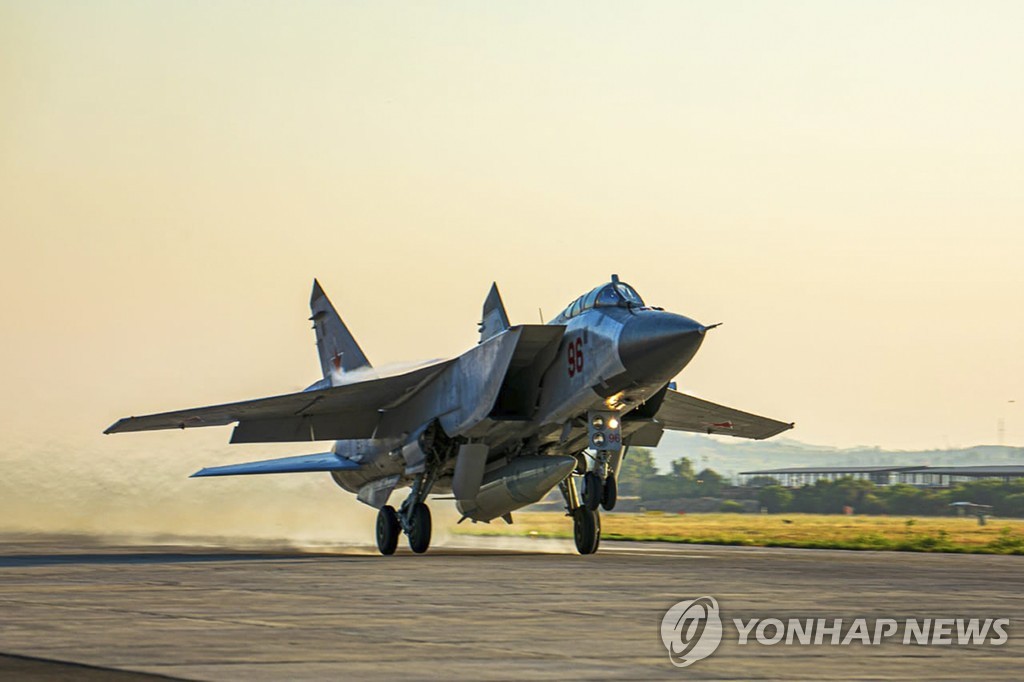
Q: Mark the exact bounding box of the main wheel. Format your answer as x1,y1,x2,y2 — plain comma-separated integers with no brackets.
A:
601,474,618,511
376,505,400,556
407,502,432,554
582,471,602,511
573,507,601,555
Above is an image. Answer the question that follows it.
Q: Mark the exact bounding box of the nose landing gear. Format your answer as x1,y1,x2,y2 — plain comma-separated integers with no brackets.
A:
561,442,627,553
602,473,617,511
582,471,602,511
581,452,619,512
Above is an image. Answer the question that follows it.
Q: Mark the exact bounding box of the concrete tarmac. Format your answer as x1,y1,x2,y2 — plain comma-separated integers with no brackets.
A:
1,534,1022,680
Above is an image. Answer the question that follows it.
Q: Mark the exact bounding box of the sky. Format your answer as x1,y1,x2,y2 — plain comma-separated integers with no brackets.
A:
2,0,1023,464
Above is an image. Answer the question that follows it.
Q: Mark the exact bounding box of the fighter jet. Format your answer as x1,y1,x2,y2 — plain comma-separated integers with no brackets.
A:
105,276,792,554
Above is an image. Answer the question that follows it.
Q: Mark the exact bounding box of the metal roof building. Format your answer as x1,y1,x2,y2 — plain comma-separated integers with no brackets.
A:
739,465,1024,487
739,466,922,487
897,466,1024,487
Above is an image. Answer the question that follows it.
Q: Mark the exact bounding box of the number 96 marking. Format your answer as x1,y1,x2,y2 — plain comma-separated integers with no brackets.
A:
567,337,584,378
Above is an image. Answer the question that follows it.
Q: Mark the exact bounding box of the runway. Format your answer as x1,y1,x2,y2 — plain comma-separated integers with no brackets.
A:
1,534,1022,680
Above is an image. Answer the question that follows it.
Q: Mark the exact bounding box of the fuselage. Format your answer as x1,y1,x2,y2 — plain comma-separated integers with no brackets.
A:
330,280,707,509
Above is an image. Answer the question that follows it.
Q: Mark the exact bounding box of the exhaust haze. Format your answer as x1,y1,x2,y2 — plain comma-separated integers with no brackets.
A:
0,433,573,553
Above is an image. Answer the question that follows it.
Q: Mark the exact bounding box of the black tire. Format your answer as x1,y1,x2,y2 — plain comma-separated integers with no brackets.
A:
376,505,400,556
408,502,432,554
601,474,618,511
582,472,602,511
573,507,601,555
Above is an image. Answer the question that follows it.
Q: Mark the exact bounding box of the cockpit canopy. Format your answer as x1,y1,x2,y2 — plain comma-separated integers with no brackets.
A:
558,275,646,320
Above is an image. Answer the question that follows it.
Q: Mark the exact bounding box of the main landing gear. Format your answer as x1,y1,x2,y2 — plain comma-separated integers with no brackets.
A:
573,506,600,555
376,505,400,555
561,448,623,554
375,472,436,556
407,502,432,554
560,472,601,554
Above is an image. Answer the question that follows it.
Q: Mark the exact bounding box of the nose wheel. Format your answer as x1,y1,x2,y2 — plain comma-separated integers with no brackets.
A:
601,474,617,511
582,470,618,511
582,472,602,511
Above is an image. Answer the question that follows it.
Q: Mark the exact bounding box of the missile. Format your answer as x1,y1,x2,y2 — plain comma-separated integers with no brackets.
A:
457,455,576,522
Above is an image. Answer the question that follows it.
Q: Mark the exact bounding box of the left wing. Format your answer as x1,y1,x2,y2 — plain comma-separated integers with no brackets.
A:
104,360,454,443
654,389,793,440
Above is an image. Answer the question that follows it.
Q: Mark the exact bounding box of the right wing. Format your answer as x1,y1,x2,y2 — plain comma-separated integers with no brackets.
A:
104,360,454,443
655,389,793,440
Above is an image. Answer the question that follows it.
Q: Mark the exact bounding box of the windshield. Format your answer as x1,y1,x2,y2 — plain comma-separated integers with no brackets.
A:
595,285,622,307
615,284,644,306
559,279,647,319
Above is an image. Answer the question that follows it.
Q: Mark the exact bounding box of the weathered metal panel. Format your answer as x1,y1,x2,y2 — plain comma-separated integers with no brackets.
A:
452,443,489,500
229,412,379,443
356,475,400,509
374,328,523,439
534,309,629,429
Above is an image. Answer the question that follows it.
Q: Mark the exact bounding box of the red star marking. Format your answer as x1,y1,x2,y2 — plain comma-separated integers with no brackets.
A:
711,421,734,429
331,350,343,371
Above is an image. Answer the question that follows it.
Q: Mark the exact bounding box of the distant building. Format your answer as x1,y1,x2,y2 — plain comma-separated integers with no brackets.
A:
739,466,921,487
739,465,1024,488
897,466,1024,487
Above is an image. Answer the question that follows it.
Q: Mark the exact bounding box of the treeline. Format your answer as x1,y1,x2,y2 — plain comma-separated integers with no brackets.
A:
753,478,1024,517
617,448,726,499
619,448,1024,517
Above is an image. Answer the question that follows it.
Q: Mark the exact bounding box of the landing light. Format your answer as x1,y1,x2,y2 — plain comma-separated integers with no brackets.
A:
591,416,605,430
592,432,606,446
607,417,619,430
605,391,625,409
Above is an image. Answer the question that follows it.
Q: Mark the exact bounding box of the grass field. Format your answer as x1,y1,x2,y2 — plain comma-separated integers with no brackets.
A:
454,512,1024,554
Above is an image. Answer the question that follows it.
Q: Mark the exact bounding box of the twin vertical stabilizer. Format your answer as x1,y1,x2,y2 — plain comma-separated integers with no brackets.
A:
479,282,510,343
310,279,371,380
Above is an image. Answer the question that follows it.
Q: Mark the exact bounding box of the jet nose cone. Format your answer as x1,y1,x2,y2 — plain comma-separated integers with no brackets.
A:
617,313,705,383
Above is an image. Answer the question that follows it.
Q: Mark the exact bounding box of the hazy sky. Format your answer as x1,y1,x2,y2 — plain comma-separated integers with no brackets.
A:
2,1,1023,457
